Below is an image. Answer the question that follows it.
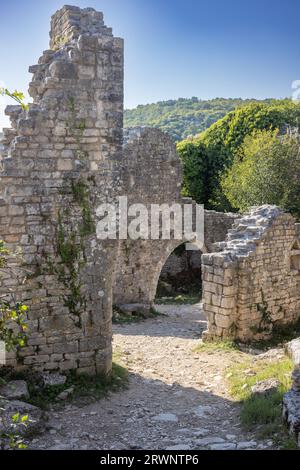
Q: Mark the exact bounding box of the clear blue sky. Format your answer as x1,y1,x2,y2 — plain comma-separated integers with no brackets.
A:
1,0,300,128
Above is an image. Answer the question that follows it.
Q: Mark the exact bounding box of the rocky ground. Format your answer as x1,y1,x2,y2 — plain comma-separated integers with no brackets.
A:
19,302,286,450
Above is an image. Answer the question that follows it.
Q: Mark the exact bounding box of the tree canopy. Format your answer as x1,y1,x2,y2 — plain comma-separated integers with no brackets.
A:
177,100,300,211
221,129,300,218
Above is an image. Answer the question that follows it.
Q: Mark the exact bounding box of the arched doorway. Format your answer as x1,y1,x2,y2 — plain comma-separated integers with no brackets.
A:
155,243,203,304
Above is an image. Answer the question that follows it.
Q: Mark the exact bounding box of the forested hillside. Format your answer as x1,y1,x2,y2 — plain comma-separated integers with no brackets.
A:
124,97,276,141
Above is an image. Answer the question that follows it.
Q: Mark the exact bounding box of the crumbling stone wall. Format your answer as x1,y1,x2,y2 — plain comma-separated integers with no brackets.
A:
0,5,123,374
202,206,300,342
113,128,238,309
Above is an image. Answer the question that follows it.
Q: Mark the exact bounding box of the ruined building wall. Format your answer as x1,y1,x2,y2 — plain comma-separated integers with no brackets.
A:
113,127,185,308
202,206,300,342
0,5,123,374
113,128,238,308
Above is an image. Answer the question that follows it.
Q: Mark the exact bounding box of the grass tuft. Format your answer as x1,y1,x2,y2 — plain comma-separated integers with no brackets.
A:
227,357,292,401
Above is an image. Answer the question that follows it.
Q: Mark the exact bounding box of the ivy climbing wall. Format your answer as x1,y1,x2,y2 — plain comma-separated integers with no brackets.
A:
0,5,123,374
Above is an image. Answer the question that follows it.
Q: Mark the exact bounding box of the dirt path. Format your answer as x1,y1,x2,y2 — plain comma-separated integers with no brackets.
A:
30,304,276,450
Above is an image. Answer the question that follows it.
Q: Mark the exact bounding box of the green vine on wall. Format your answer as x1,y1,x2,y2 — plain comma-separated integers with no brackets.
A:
50,97,95,325
71,179,95,237
54,178,95,327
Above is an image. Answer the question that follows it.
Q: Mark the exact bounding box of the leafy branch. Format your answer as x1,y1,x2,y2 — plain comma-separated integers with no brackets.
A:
0,413,29,450
0,88,28,110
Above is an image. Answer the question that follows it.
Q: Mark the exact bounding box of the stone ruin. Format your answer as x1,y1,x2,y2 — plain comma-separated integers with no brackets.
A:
113,126,238,312
0,5,124,375
0,6,300,385
202,206,300,342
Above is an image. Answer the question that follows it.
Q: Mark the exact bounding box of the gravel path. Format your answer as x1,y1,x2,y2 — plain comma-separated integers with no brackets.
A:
30,303,276,450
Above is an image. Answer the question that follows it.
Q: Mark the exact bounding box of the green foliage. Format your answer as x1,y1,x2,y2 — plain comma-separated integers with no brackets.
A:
250,289,273,335
221,129,300,218
0,241,28,352
228,357,292,401
252,317,300,349
71,179,95,237
241,391,284,426
177,100,300,210
227,356,296,446
51,178,96,325
56,211,84,326
177,139,211,203
125,97,275,141
0,412,29,450
0,303,28,351
0,88,28,110
52,35,68,50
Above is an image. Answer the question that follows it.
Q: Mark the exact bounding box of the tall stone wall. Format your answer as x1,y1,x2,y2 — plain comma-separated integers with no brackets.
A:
202,206,300,342
113,127,185,308
0,5,123,374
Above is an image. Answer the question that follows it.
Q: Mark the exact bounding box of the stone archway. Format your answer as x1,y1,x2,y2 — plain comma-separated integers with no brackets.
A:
113,128,239,313
156,243,203,299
